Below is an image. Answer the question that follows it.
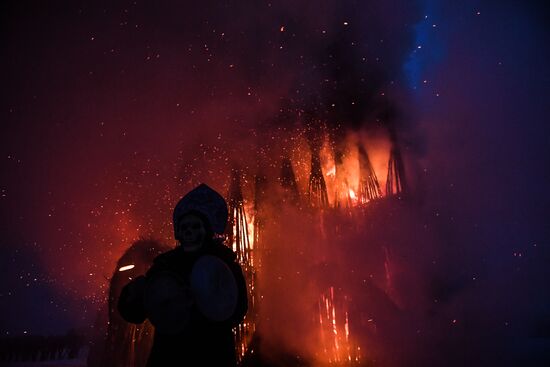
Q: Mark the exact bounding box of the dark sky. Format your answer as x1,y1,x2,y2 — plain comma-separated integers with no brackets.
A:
0,0,549,364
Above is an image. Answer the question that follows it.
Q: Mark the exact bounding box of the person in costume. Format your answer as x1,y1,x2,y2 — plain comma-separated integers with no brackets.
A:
118,184,248,367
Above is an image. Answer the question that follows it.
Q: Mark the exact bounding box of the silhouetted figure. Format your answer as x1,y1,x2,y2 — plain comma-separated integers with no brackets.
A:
118,184,248,367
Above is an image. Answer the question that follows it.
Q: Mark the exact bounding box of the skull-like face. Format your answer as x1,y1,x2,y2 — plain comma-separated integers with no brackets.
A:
176,214,206,252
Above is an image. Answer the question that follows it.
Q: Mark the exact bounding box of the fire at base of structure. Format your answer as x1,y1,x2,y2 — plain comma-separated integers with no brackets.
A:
224,131,407,365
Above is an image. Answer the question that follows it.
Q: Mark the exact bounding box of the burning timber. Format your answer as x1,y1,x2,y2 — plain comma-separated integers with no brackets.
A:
227,170,257,362
358,144,382,203
281,157,301,205
308,146,329,208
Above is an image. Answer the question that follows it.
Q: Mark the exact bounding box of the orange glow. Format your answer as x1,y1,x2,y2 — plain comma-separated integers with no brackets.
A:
300,131,390,208
318,286,361,364
229,197,256,363
245,203,255,249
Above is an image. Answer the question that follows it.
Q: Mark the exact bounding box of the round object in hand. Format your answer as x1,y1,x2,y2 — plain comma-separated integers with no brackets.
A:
190,255,238,321
143,272,192,334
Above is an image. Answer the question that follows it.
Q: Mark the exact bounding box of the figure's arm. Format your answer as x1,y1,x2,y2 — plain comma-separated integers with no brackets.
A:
117,275,147,324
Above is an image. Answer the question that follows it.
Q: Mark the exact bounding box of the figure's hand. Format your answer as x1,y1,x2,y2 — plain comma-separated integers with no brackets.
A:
118,275,148,324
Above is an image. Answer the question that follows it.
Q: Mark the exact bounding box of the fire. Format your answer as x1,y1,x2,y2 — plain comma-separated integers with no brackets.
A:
318,287,361,365
224,130,404,363
228,172,257,363
298,131,394,208
230,201,256,266
245,203,255,251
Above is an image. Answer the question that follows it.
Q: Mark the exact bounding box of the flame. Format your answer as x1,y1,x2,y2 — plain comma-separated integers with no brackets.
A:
245,203,255,249
318,287,361,364
229,199,256,362
118,264,135,272
307,131,389,208
230,201,255,261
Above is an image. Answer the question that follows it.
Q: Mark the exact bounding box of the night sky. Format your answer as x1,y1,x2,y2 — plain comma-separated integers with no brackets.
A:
1,0,549,364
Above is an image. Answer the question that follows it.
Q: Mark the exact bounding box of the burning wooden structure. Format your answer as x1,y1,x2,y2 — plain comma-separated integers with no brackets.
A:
222,126,408,366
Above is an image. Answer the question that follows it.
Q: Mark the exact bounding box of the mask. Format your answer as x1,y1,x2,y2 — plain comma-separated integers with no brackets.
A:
176,214,206,252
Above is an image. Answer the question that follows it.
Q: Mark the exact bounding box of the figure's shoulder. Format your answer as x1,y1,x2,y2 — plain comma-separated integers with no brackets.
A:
153,247,178,264
147,247,182,275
